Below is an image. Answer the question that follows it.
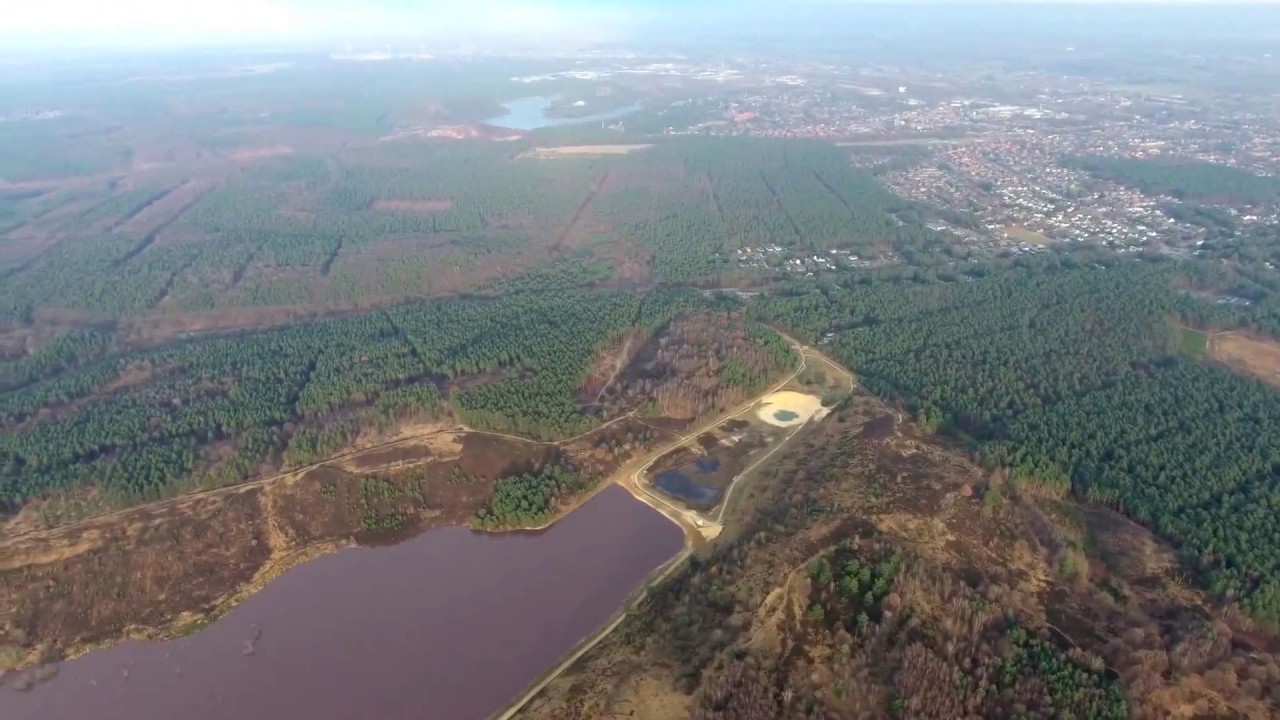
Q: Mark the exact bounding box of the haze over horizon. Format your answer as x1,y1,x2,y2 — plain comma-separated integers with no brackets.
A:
5,0,1280,51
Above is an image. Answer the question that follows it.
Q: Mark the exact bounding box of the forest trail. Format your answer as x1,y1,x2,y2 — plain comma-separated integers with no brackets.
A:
3,334,850,554
1,409,641,549
592,334,636,403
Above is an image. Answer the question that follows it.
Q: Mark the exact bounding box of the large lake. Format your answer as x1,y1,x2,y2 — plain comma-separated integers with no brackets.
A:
2,486,683,720
486,96,640,131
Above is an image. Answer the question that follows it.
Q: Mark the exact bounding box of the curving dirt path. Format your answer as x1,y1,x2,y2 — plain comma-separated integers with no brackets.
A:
2,413,641,550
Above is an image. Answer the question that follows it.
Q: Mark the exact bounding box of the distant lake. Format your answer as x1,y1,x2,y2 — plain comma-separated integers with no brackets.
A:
2,486,683,720
486,96,640,131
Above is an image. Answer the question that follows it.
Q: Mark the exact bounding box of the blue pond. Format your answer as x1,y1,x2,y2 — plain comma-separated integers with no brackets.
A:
654,470,721,506
485,96,641,131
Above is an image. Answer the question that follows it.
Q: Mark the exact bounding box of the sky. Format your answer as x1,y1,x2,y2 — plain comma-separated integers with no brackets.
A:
3,0,1278,50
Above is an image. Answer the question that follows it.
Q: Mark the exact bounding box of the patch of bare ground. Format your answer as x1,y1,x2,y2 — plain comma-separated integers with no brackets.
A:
0,175,116,194
587,234,654,287
229,145,294,162
340,430,462,472
275,207,315,222
370,198,454,213
514,394,1280,720
1,190,115,262
117,305,351,348
325,237,547,299
115,180,212,236
518,144,653,159
1,360,161,433
1209,330,1280,387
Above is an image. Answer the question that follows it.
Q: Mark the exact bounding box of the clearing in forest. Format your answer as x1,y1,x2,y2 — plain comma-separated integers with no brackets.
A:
229,145,295,162
371,199,455,213
755,391,825,427
1176,326,1208,357
1004,226,1052,245
117,180,213,236
1209,331,1280,387
520,145,653,159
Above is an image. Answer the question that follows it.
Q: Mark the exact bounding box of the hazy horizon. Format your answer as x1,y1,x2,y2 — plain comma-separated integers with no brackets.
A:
6,0,1280,52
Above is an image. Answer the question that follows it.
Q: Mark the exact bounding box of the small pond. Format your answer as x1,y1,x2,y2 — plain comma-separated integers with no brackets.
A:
695,456,721,474
653,470,721,506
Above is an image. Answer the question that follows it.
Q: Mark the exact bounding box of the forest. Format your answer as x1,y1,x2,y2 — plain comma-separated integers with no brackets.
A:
754,258,1280,624
1070,155,1280,205
0,138,948,322
0,287,707,512
472,463,586,529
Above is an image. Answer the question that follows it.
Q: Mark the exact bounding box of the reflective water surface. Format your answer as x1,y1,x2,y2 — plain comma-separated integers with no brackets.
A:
3,486,682,720
486,96,641,131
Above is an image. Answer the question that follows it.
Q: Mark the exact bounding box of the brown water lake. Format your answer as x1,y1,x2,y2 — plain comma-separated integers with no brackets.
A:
2,485,683,720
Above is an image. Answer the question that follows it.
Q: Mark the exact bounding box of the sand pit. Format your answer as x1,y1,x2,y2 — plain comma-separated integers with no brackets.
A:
755,391,825,427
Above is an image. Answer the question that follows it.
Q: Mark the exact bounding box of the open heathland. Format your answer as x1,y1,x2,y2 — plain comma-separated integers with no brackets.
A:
754,260,1280,624
514,395,1280,720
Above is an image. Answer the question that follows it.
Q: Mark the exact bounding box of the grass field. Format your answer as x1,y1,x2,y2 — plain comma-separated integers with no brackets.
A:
1005,226,1053,245
1177,326,1208,358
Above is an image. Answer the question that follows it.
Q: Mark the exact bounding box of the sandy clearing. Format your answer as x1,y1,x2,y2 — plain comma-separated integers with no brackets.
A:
371,198,454,213
230,145,294,162
755,390,825,427
1210,331,1280,387
522,144,653,158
